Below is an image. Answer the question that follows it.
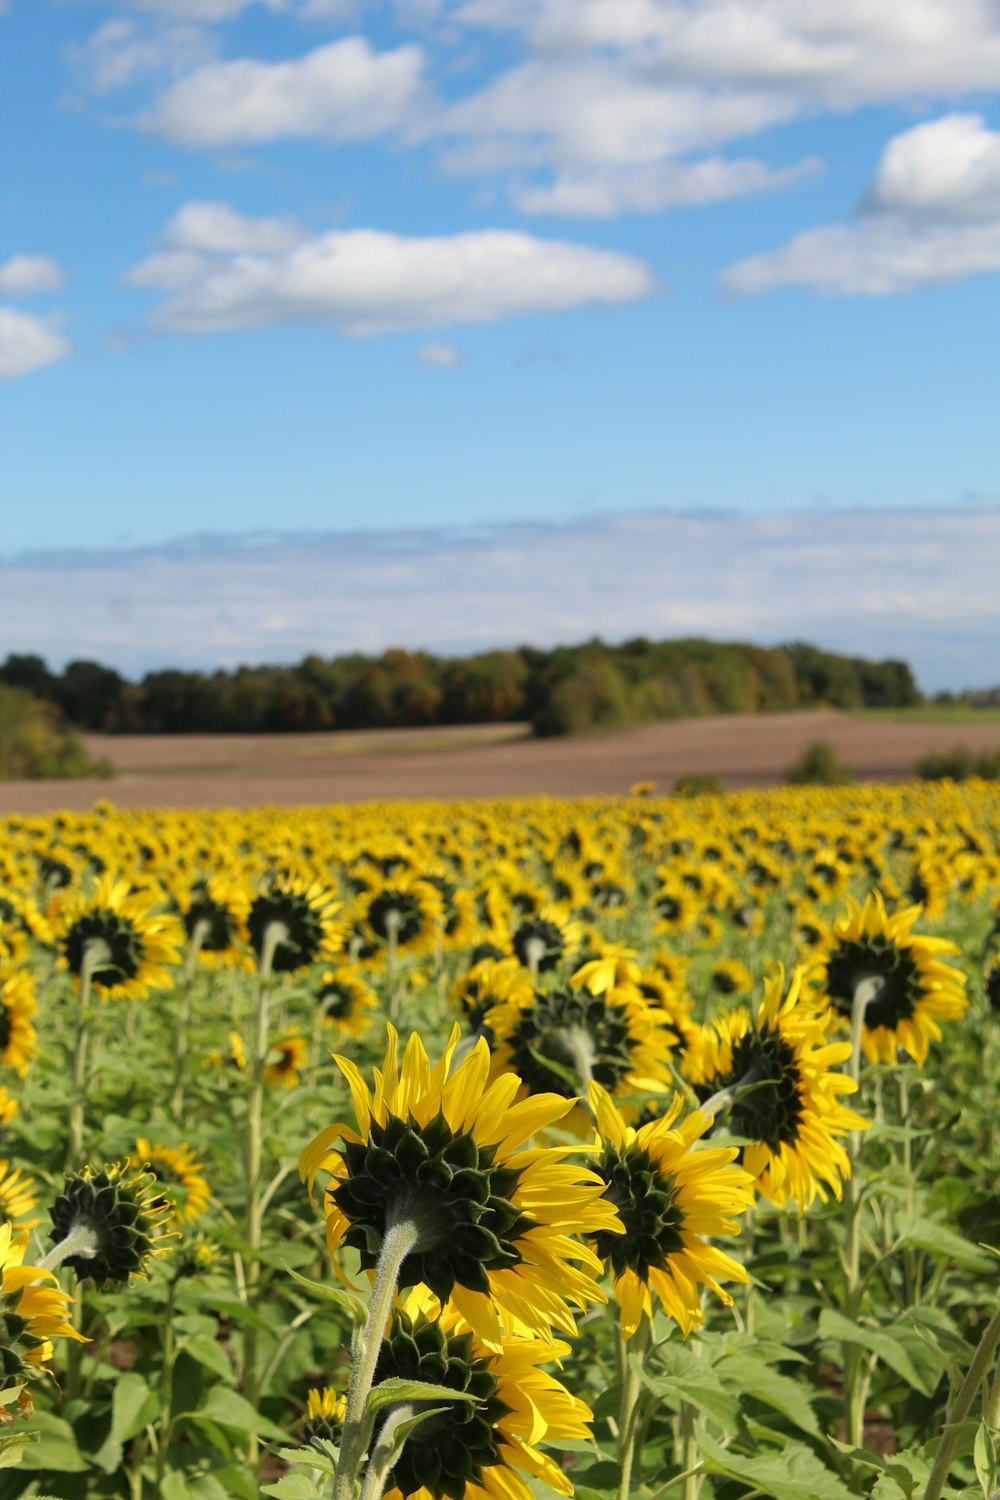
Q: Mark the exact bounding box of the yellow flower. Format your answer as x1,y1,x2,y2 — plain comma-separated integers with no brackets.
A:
131,1139,210,1227
817,891,967,1065
266,1033,308,1088
0,1162,39,1232
0,1222,86,1385
58,875,183,1000
301,1024,621,1349
0,971,37,1078
588,1083,753,1338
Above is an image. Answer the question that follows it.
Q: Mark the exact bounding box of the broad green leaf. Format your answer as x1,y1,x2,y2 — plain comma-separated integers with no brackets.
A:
366,1377,479,1416
0,1431,39,1470
698,1433,856,1500
716,1354,821,1438
112,1372,159,1443
15,1414,88,1473
817,1309,935,1396
895,1216,993,1272
180,1335,237,1381
187,1387,287,1440
633,1347,741,1427
262,1476,325,1498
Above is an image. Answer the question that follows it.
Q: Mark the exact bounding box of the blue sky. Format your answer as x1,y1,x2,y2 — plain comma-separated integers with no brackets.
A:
2,1,999,685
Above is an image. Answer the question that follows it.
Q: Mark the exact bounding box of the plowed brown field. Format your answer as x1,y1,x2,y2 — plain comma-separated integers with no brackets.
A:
2,711,1000,813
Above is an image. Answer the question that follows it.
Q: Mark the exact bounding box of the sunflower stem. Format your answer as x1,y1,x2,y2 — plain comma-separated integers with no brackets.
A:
386,916,400,1025
358,1401,417,1500
842,976,877,1450
154,1275,179,1495
170,919,209,1119
67,941,105,1171
334,1214,419,1500
616,1315,649,1500
921,1306,1000,1500
38,1222,100,1273
242,920,283,1465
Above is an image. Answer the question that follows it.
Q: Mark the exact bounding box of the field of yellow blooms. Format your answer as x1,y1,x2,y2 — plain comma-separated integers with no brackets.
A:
0,780,999,1500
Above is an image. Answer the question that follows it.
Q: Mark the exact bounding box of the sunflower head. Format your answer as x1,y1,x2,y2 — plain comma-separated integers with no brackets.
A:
510,908,580,974
249,878,342,973
301,1025,618,1346
131,1140,210,1227
59,876,183,1001
317,967,377,1038
266,1034,308,1089
49,1163,173,1288
0,1163,39,1233
819,891,967,1065
0,971,36,1079
303,1386,346,1446
587,1084,753,1339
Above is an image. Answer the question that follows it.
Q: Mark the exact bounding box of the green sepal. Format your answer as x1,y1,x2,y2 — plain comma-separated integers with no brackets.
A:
365,1376,480,1417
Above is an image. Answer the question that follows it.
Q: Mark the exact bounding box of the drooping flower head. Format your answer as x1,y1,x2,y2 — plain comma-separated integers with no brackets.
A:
377,1294,592,1500
48,1163,173,1288
316,967,377,1038
587,1084,753,1339
180,874,251,968
58,875,183,1000
249,877,342,973
691,967,867,1208
266,1033,308,1089
301,1025,621,1348
815,892,967,1065
0,1222,86,1387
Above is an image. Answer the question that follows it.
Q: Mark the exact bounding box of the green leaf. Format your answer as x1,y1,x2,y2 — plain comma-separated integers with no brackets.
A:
366,1377,479,1416
896,1216,993,1272
817,1309,936,1396
180,1335,237,1381
284,1265,368,1330
262,1476,325,1499
15,1414,88,1473
186,1387,287,1440
716,1354,821,1438
698,1432,856,1500
974,1420,996,1499
633,1347,741,1427
112,1372,159,1443
0,1431,39,1470
569,1460,622,1489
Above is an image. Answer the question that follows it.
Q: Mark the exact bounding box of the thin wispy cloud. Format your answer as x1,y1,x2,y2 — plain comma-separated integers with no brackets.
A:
2,509,996,691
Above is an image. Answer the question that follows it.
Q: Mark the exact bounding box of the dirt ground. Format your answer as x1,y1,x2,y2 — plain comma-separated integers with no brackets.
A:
2,711,1000,815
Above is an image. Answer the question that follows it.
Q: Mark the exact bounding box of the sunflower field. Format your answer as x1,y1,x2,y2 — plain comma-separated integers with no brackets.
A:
0,780,999,1500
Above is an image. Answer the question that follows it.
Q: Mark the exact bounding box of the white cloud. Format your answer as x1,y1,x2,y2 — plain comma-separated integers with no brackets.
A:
516,154,821,217
68,17,215,94
1,508,996,691
0,308,70,381
145,36,426,147
163,199,306,254
724,114,1000,296
418,342,462,364
115,0,280,18
126,209,655,333
0,256,66,296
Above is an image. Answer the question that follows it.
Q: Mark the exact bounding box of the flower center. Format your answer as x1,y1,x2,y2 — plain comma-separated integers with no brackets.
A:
511,918,565,971
368,891,425,944
713,1030,803,1152
64,913,141,987
504,988,633,1097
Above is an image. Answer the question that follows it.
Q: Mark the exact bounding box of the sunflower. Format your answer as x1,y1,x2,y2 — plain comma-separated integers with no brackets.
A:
361,878,443,957
694,968,867,1208
587,1084,753,1338
509,908,581,975
0,1162,39,1232
266,1033,308,1088
206,1029,247,1074
304,1385,345,1445
0,1090,18,1136
249,877,342,973
377,1297,592,1500
486,982,673,1115
815,891,967,1065
132,1139,210,1227
0,970,37,1077
300,1024,620,1348
709,957,754,998
180,875,251,968
58,875,183,1001
450,958,533,1035
652,884,696,936
0,1222,86,1387
48,1163,173,1288
316,967,377,1038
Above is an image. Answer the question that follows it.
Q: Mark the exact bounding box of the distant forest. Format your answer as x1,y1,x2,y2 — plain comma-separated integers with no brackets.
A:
0,640,922,738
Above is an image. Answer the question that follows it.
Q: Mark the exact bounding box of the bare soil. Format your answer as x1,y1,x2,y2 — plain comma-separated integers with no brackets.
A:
2,712,1000,814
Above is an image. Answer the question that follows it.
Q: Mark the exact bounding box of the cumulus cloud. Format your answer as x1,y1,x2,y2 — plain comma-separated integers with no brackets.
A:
1,508,996,691
418,342,462,364
0,256,66,296
0,308,70,381
724,114,1000,295
125,206,655,333
144,36,426,147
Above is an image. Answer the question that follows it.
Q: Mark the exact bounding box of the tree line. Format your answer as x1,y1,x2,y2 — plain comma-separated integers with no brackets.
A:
0,639,921,738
